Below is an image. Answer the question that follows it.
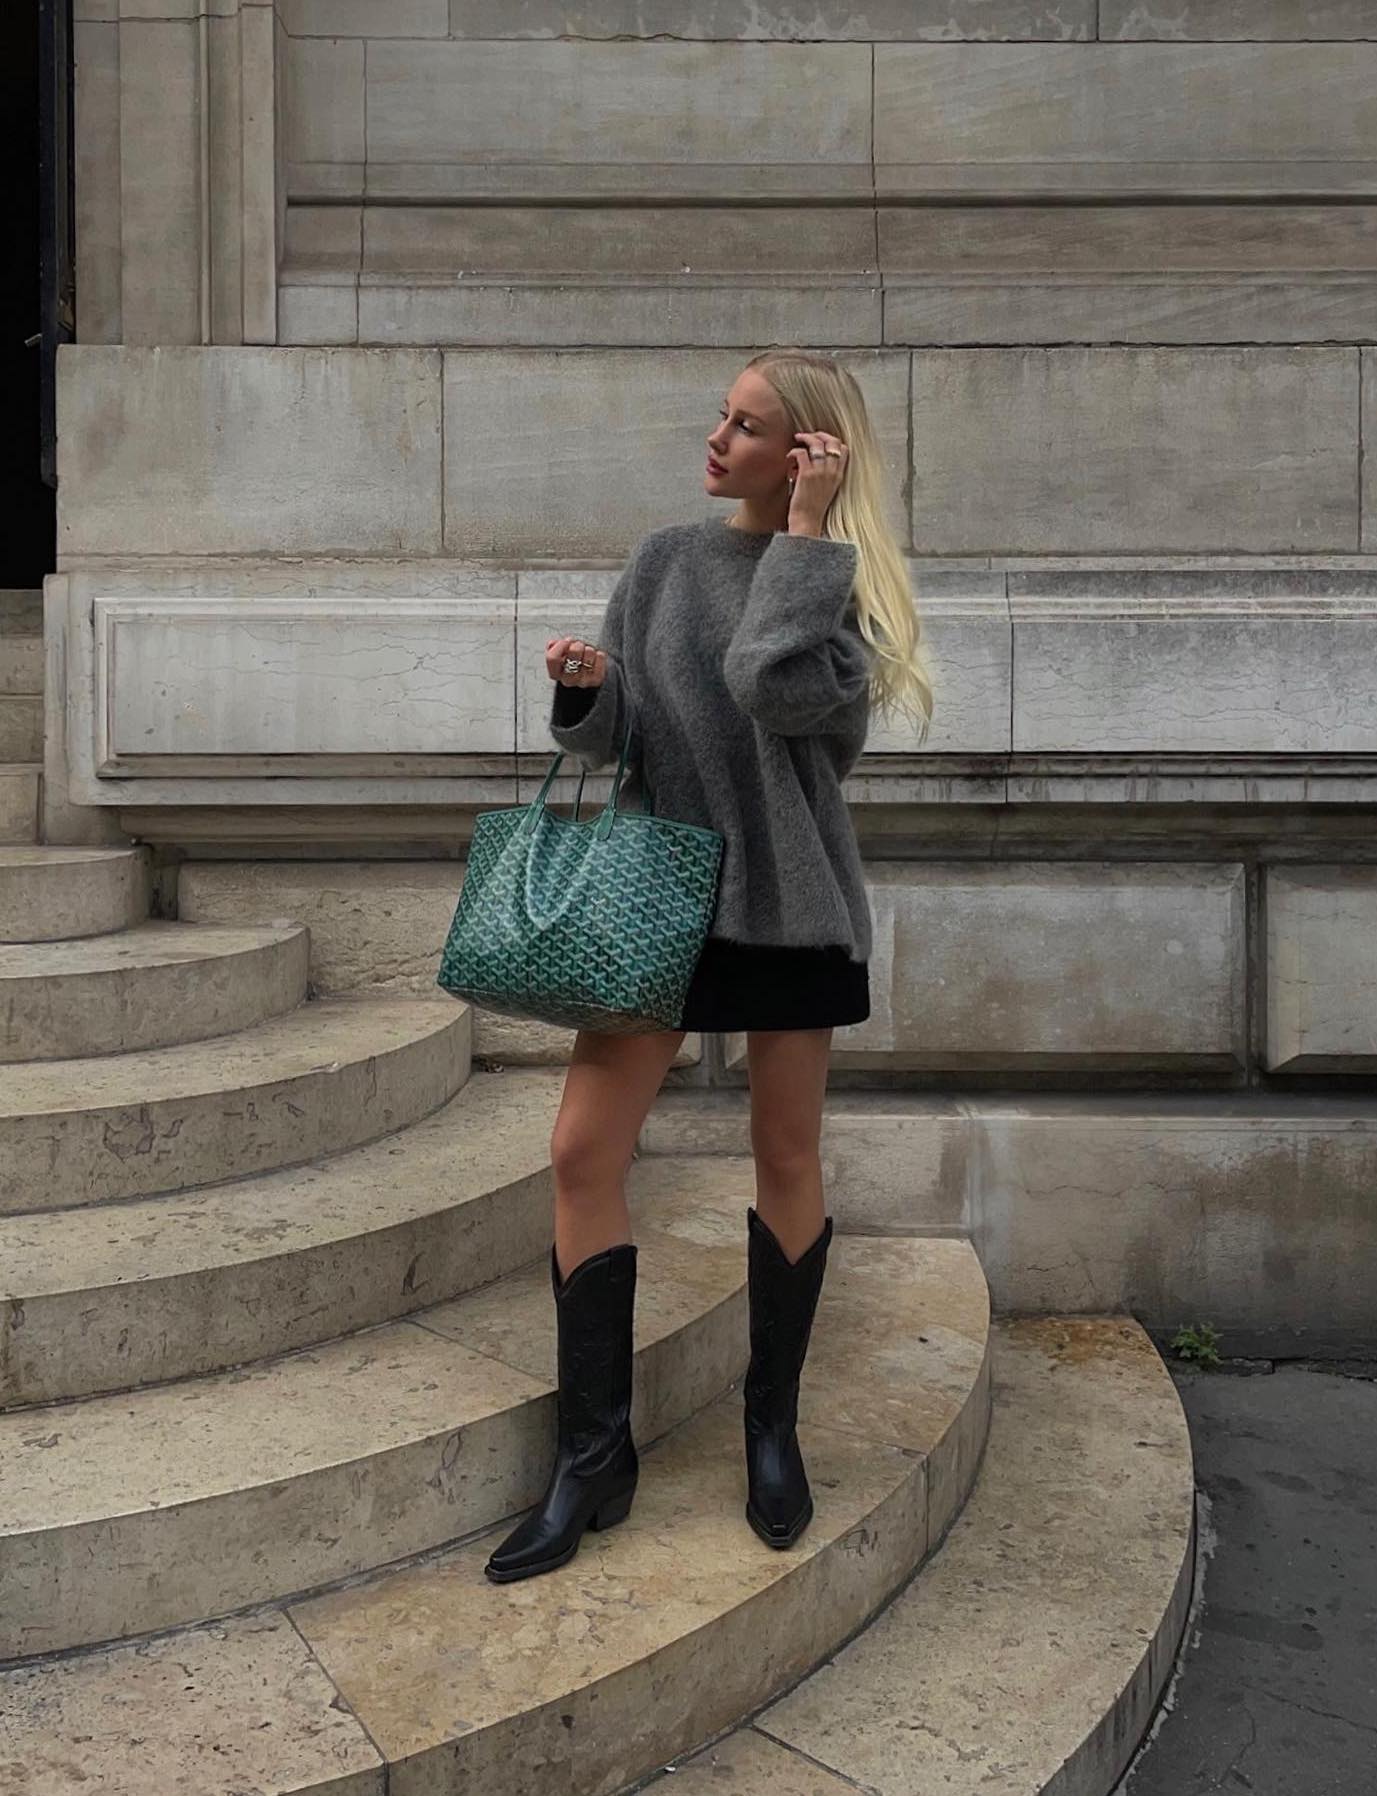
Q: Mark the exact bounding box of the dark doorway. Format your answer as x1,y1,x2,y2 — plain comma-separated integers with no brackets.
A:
2,1,58,590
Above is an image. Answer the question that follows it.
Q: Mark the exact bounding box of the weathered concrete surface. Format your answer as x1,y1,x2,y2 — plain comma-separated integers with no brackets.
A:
641,1091,1377,1352
1115,1356,1377,1796
56,347,443,558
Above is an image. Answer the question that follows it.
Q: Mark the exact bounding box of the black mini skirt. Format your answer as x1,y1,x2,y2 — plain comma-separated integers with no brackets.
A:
676,934,870,1033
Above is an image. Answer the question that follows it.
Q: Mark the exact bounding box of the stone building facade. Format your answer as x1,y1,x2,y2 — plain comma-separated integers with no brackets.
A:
39,0,1377,1341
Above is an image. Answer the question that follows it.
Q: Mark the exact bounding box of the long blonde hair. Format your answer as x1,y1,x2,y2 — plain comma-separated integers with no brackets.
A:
743,350,933,741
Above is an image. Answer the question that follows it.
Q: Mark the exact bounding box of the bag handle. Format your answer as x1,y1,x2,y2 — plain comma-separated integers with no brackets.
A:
522,714,637,843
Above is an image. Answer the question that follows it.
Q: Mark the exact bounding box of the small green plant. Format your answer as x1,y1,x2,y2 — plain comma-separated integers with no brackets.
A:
1170,1321,1221,1368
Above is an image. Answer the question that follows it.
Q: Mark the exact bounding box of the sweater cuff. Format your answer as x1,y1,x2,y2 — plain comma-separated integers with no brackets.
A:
549,675,615,762
750,531,859,631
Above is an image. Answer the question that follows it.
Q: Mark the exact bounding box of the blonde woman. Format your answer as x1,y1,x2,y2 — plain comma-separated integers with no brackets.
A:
485,350,932,1583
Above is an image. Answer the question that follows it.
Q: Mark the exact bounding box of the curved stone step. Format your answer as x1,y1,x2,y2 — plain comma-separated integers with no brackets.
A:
0,1233,991,1796
0,1159,766,1658
0,996,470,1215
0,844,149,940
667,1316,1196,1796
0,919,311,1061
0,1067,569,1409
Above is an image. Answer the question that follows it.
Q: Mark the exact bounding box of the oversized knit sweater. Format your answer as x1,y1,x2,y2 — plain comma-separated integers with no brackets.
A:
548,515,874,963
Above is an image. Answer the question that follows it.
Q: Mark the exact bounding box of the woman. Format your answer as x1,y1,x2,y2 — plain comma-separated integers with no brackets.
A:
485,350,932,1584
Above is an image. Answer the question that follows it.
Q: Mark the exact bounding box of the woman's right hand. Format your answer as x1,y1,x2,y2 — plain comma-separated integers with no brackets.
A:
546,636,608,689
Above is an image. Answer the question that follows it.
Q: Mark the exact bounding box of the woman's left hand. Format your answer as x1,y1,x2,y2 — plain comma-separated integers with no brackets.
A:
786,430,848,533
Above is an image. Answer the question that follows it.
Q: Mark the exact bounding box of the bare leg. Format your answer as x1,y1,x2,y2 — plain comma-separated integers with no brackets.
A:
739,1026,837,1549
550,1025,688,1281
484,1022,691,1583
744,1026,835,1260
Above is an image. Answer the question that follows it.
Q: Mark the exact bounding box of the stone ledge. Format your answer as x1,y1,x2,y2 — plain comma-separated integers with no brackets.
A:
269,0,1377,40
278,270,1377,354
642,1089,1377,1350
44,559,1377,813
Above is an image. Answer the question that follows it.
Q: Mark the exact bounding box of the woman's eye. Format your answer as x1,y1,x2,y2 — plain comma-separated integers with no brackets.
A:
717,411,750,432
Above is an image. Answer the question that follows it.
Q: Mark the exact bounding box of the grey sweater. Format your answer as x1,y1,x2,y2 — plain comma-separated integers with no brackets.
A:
548,516,874,963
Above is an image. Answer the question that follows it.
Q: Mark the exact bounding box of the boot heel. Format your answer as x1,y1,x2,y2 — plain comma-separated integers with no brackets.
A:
587,1484,635,1531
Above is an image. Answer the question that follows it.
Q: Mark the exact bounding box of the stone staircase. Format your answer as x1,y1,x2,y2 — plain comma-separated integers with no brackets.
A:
0,589,42,845
0,837,1195,1794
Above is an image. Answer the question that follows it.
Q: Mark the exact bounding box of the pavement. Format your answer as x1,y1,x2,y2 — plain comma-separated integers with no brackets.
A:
1113,1354,1377,1796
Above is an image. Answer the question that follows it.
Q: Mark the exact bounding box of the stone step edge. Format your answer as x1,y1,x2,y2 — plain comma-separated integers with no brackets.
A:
0,921,312,1064
0,1173,769,1661
1,992,460,1106
679,1314,1198,1796
0,845,141,857
643,1087,1377,1124
0,995,471,1216
0,1067,571,1406
0,917,310,972
0,1239,992,1796
0,845,149,947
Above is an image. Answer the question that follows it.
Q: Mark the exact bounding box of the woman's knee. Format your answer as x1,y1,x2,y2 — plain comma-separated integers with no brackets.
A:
749,1133,820,1182
550,1028,685,1187
549,1097,639,1191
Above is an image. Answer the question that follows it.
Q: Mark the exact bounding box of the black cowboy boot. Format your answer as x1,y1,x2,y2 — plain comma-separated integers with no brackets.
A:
742,1205,834,1549
484,1239,639,1582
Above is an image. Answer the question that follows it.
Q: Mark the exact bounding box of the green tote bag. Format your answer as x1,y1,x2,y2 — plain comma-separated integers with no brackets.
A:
435,720,724,1033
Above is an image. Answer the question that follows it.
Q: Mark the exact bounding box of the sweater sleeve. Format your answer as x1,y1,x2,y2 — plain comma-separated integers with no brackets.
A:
548,541,643,772
722,531,873,736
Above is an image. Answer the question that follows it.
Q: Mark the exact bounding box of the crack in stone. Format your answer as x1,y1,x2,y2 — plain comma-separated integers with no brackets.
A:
1237,1676,1377,1738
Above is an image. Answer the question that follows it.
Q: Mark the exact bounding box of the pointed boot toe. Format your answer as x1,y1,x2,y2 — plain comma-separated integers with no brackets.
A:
743,1414,815,1547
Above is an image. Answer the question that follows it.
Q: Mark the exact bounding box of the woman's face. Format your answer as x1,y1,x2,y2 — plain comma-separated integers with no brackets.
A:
705,370,791,498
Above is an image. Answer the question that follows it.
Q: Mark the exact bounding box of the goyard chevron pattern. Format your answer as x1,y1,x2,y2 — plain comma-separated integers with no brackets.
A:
436,727,724,1033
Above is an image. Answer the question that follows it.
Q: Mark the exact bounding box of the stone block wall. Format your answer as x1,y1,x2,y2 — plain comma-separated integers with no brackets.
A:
54,2,1377,1089
53,342,1376,560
